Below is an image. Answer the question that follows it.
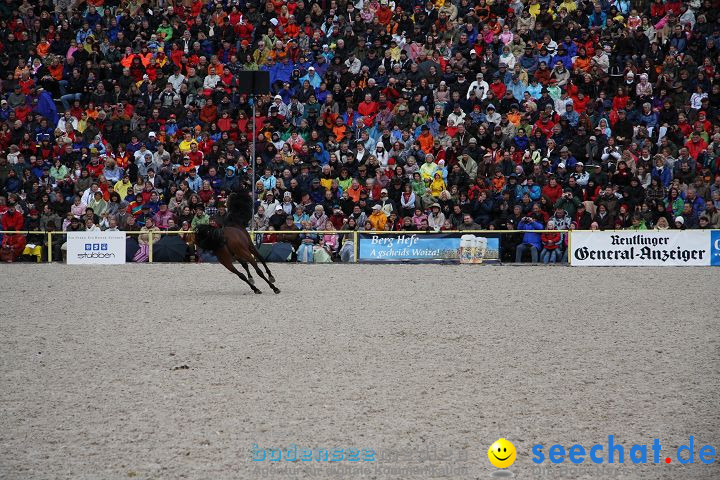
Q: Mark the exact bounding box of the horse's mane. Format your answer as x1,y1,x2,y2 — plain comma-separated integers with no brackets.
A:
224,190,253,228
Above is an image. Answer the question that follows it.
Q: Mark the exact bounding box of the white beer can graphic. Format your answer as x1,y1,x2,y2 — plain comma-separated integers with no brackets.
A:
459,235,487,264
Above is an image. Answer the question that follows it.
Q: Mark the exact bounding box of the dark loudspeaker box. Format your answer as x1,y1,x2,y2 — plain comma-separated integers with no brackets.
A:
237,71,270,95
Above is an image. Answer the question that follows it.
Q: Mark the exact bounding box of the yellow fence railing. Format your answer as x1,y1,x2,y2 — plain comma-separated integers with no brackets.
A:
0,230,194,263
0,228,569,263
255,229,568,264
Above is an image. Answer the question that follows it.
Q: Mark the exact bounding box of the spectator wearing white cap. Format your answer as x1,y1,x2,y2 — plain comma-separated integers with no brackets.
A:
299,66,321,88
570,162,589,186
0,98,10,118
377,188,396,217
269,94,289,117
368,204,388,230
260,192,280,220
467,73,489,100
375,144,389,168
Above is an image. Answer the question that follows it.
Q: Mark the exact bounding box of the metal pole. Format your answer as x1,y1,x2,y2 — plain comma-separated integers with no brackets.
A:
251,95,256,218
47,232,52,263
353,231,358,263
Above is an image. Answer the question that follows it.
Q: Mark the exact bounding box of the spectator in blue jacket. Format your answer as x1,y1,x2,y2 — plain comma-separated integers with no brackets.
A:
651,155,673,188
685,188,706,218
186,169,203,192
515,216,544,263
260,168,277,191
588,5,607,29
520,177,542,201
552,47,573,70
299,67,322,89
513,129,530,151
638,103,658,130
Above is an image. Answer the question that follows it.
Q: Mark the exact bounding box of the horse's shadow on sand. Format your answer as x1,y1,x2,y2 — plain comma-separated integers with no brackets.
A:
192,286,284,296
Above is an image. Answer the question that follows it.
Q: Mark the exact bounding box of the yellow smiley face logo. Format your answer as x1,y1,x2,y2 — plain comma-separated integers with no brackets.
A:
488,438,517,468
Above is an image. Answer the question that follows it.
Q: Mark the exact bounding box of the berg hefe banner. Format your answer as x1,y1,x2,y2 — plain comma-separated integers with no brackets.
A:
571,230,720,267
358,232,500,263
66,231,126,265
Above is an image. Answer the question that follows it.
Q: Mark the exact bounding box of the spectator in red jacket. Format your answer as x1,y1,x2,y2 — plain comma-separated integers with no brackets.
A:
685,132,708,161
541,177,564,204
1,203,27,258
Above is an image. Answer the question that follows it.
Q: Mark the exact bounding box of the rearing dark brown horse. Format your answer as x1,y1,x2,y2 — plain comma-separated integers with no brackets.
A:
195,191,279,294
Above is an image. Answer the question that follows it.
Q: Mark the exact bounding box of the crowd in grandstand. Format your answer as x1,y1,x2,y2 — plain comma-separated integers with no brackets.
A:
1,0,720,262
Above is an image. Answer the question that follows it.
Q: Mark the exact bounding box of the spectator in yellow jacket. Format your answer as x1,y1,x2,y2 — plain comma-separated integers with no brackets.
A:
114,174,133,200
368,205,388,231
430,172,446,198
419,154,438,181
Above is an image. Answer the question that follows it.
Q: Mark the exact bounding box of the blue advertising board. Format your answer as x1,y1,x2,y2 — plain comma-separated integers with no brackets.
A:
358,232,500,263
712,230,720,267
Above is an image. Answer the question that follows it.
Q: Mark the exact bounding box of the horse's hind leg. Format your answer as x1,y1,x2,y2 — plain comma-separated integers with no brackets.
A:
218,247,261,294
239,260,254,285
248,256,280,294
247,237,276,284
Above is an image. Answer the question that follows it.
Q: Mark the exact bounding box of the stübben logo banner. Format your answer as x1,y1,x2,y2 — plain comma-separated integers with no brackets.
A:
67,231,126,265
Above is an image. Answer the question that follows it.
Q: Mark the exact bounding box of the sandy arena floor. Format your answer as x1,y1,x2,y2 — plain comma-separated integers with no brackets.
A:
0,264,719,480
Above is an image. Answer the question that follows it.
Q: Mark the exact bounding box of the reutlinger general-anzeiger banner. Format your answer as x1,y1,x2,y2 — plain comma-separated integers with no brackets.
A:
570,230,720,267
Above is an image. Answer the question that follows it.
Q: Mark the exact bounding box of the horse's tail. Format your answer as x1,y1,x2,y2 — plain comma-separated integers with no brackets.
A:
194,224,226,252
225,191,253,228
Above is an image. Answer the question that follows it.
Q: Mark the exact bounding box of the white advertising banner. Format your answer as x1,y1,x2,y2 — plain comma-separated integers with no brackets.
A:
67,231,126,265
570,230,718,266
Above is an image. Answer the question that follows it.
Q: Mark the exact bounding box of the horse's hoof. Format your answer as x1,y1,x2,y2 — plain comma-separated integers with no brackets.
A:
253,290,262,294
273,288,281,294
